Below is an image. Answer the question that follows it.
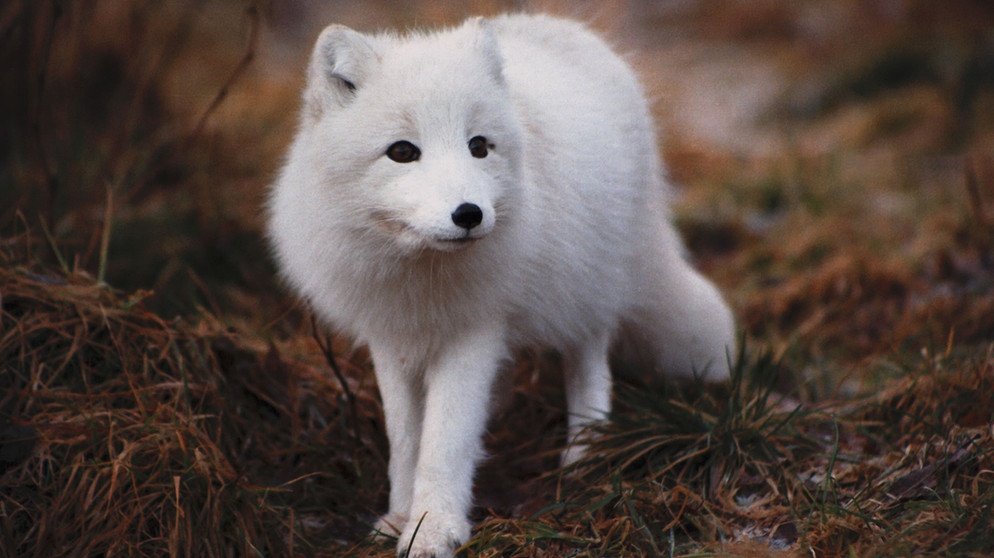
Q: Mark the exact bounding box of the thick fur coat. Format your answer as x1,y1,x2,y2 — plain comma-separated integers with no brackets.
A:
267,14,735,557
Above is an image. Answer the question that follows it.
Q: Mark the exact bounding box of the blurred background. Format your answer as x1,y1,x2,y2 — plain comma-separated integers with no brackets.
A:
2,1,994,555
3,1,992,370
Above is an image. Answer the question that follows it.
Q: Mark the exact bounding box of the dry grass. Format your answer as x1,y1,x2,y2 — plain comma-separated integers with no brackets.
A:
3,0,994,556
0,262,289,556
0,253,391,557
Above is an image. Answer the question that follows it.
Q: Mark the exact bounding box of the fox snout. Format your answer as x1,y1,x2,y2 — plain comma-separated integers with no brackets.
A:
451,203,484,230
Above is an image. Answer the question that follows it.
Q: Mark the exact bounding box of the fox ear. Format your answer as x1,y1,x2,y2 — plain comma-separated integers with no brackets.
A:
305,24,377,119
468,17,505,86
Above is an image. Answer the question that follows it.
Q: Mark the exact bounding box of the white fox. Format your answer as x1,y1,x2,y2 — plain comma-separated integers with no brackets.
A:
267,13,735,557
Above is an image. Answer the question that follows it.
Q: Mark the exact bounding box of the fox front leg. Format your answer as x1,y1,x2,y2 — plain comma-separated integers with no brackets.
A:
397,325,507,558
369,342,424,538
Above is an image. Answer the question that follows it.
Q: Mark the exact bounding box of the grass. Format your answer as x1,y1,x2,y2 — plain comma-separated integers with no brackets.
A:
2,0,994,556
0,265,288,556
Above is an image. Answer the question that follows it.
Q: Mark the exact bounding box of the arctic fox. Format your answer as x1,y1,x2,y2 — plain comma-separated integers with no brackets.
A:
267,13,735,557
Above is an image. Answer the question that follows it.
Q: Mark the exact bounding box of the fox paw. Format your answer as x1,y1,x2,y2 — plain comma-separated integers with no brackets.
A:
372,511,408,538
396,512,469,558
561,443,588,468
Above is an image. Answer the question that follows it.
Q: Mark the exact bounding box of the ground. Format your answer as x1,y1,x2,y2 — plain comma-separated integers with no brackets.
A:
1,1,993,556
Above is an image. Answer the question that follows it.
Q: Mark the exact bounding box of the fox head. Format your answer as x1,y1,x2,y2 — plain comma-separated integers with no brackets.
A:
292,18,525,256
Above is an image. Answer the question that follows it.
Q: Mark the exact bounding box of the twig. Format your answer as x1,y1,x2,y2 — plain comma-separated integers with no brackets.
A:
32,1,61,225
964,155,993,268
38,214,68,274
965,155,988,229
310,314,360,446
129,1,260,201
186,2,259,144
97,185,113,285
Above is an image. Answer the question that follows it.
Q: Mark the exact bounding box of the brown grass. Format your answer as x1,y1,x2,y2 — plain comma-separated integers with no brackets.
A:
3,0,994,556
0,262,287,556
0,252,392,556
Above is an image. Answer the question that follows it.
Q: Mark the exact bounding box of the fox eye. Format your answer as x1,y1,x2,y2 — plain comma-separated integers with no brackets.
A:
468,136,490,159
386,141,421,163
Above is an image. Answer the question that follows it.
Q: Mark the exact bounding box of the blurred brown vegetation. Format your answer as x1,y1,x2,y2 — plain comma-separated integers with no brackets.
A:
2,0,994,556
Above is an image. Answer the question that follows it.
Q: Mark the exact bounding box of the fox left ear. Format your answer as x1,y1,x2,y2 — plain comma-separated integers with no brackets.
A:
304,24,378,121
469,17,505,86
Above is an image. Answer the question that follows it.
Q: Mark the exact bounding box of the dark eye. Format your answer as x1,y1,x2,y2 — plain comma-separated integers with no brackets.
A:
386,141,420,163
468,136,490,159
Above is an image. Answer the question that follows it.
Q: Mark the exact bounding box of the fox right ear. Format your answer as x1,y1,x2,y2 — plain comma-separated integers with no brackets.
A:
304,25,377,119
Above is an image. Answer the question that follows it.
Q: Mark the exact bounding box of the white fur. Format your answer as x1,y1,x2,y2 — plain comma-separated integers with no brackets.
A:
267,14,735,557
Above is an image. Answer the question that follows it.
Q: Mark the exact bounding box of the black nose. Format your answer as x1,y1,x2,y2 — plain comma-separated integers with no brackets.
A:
451,203,483,230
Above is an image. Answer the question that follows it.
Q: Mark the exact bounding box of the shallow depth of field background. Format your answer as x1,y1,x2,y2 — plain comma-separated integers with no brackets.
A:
2,1,994,556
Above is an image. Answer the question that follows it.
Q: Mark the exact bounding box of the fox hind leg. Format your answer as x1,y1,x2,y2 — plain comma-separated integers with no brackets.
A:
561,332,613,467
